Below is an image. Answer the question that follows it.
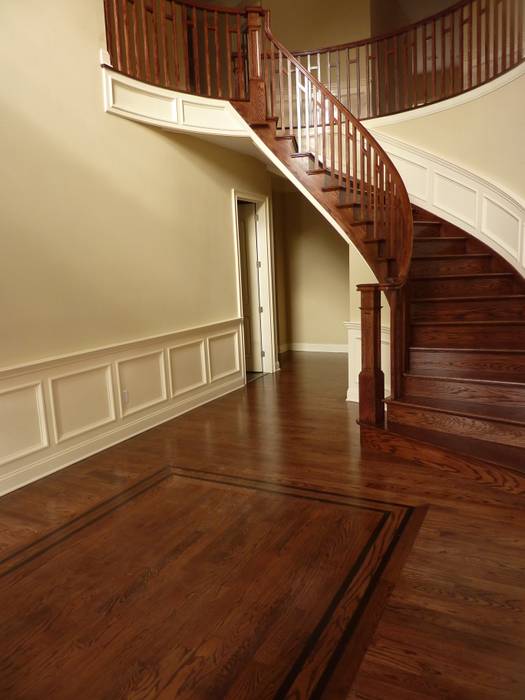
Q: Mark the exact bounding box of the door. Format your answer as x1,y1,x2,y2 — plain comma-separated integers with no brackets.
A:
238,202,263,372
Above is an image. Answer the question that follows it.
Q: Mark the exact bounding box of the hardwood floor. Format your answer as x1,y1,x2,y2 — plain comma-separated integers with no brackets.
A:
1,352,524,699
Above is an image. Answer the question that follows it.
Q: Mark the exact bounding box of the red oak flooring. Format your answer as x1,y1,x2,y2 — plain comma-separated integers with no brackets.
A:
0,352,524,699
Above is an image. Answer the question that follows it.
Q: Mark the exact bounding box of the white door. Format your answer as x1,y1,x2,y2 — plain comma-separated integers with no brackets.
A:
238,202,263,372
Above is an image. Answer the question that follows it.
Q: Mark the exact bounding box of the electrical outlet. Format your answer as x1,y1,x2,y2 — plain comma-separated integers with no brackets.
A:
122,389,129,405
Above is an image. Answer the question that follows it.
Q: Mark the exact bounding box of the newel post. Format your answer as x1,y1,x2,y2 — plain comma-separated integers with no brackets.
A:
236,7,267,123
357,284,385,426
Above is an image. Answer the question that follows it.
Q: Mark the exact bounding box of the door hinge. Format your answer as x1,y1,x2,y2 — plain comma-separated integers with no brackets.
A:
255,214,259,223
259,305,263,313
257,261,262,268
261,350,266,358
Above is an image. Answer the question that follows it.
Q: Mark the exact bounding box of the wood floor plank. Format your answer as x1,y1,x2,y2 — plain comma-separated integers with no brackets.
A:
0,352,523,699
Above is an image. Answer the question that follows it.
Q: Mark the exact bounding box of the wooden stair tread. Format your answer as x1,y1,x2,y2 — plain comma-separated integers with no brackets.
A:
413,294,525,302
410,272,514,280
385,422,525,474
411,253,492,260
413,220,441,225
388,395,525,426
410,346,525,354
415,236,468,241
404,372,525,389
411,320,525,326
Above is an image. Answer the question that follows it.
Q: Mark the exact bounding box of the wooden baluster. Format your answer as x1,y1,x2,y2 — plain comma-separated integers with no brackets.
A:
359,129,365,209
171,3,180,88
502,0,508,70
278,49,284,134
121,0,131,74
345,122,351,196
203,10,211,95
159,0,168,85
441,17,446,97
151,2,160,84
357,285,385,427
509,0,516,65
468,3,473,88
287,58,293,139
493,0,499,75
321,95,326,166
236,14,243,98
270,33,276,118
329,101,335,177
337,110,343,187
192,7,200,93
296,70,302,154
485,0,491,79
336,50,341,103
346,49,352,114
431,20,436,100
366,140,372,220
518,0,525,61
225,16,233,98
112,0,123,71
451,10,456,93
402,33,409,109
459,7,464,89
356,47,362,118
130,0,140,77
313,86,319,167
394,34,399,111
366,44,371,117
423,23,428,103
477,0,482,83
181,5,190,90
214,11,221,97
352,122,358,203
374,43,380,116
383,40,389,113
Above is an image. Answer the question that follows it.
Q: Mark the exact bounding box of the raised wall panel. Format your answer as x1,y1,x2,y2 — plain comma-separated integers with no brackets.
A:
208,331,240,382
181,100,239,132
112,80,176,122
481,197,521,258
0,383,48,466
390,154,429,201
117,351,167,417
433,171,477,226
169,340,207,398
50,366,115,443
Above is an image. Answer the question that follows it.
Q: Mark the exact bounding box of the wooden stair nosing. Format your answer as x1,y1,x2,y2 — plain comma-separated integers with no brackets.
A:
387,396,525,428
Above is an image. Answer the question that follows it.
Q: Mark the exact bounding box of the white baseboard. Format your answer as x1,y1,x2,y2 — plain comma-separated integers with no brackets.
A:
280,343,348,353
0,318,245,495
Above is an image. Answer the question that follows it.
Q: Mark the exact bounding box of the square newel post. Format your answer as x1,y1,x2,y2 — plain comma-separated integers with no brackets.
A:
357,284,385,426
239,7,267,123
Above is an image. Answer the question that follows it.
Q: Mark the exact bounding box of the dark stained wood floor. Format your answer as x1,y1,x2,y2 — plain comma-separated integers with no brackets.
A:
1,352,524,699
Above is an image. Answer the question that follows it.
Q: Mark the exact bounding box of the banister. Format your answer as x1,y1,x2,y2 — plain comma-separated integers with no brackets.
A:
292,0,525,119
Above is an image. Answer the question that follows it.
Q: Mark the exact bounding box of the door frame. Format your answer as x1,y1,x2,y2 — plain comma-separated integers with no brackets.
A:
232,190,278,375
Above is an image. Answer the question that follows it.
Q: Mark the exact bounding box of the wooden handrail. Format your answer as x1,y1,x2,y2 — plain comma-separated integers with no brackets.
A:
257,10,414,285
293,0,525,119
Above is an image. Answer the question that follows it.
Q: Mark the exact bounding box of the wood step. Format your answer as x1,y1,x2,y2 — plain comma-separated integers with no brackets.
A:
409,347,525,382
411,321,525,349
410,254,495,277
412,237,468,255
413,221,443,237
386,396,525,449
402,373,525,407
385,420,525,474
322,184,345,192
410,272,517,298
290,151,314,159
410,295,525,322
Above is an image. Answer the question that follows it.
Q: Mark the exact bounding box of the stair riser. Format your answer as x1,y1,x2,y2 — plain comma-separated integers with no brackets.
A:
410,298,525,322
412,239,467,255
410,256,494,276
387,403,525,449
402,375,525,407
409,349,525,381
411,325,525,349
411,276,516,298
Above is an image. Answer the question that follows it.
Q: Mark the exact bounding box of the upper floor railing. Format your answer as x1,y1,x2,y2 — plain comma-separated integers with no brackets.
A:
294,0,525,119
104,0,250,100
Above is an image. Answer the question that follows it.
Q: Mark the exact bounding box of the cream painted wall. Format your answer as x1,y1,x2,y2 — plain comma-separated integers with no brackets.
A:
373,73,525,199
371,0,453,35
262,0,371,52
273,189,349,347
0,0,272,368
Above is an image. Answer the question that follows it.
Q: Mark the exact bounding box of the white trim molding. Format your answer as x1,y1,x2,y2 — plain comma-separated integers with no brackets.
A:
365,62,525,128
280,343,348,353
0,319,244,496
345,322,391,403
370,132,525,278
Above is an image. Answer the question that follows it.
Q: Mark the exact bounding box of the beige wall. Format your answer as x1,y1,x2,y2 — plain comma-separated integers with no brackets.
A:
262,0,371,52
273,189,349,347
371,0,453,35
0,0,271,368
374,72,525,199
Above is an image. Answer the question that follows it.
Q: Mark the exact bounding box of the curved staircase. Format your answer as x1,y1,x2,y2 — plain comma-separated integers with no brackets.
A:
102,0,525,473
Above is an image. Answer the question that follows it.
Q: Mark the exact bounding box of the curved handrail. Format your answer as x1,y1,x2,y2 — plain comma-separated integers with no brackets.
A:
293,0,524,119
257,10,413,284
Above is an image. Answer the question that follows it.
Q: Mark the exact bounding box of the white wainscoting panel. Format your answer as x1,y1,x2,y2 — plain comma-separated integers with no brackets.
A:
371,132,525,278
117,351,168,417
0,383,48,466
50,365,116,443
0,319,244,496
208,330,240,382
345,322,391,403
169,340,207,398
